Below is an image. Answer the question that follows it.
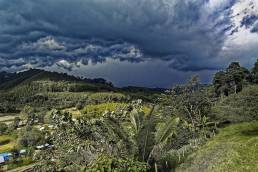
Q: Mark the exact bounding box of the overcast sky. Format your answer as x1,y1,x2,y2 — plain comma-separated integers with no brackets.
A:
0,0,258,87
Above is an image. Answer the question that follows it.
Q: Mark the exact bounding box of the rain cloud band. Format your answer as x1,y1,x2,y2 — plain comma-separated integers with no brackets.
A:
0,0,258,75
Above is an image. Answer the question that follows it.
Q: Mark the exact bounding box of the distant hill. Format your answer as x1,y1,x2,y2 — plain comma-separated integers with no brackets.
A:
0,69,115,92
121,86,166,93
0,69,166,94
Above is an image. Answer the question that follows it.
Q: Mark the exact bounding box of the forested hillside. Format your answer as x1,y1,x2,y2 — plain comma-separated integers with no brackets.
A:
0,60,258,172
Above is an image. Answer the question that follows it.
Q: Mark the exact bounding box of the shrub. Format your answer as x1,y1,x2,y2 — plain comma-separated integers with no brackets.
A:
0,122,8,135
210,85,258,123
18,126,45,147
86,154,147,172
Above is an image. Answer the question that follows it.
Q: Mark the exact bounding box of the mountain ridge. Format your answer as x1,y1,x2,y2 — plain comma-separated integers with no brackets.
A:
0,69,166,93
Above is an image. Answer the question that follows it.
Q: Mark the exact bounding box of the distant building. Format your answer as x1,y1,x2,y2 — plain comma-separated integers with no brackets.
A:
0,156,4,164
0,153,10,164
18,120,27,127
36,143,54,150
20,149,26,155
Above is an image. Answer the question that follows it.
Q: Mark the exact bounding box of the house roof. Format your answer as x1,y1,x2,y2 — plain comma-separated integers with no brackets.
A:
0,153,9,161
0,156,4,164
0,153,9,157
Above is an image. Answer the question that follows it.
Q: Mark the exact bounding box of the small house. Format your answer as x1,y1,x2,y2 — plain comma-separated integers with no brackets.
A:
36,145,44,150
18,120,27,127
20,149,26,155
0,153,10,164
36,143,53,150
39,127,45,131
0,156,4,164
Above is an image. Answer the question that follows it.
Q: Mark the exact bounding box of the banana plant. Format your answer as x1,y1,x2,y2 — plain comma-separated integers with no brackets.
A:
129,105,180,171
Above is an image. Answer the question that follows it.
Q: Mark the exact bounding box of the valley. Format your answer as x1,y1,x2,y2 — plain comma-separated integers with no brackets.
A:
0,60,258,171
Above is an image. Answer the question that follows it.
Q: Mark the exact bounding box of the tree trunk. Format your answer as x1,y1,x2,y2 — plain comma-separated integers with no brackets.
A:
155,162,158,172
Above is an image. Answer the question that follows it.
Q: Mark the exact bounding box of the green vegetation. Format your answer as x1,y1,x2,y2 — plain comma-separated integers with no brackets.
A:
34,104,182,172
81,102,128,117
6,157,34,171
80,102,150,118
0,135,16,153
0,69,114,92
17,126,46,147
0,60,258,171
86,154,147,172
211,85,258,123
251,59,258,83
177,121,258,172
213,62,250,96
88,92,128,103
0,122,8,134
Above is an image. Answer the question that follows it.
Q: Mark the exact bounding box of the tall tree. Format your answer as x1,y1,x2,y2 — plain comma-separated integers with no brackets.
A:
213,62,250,96
213,71,229,96
226,62,250,94
251,59,258,83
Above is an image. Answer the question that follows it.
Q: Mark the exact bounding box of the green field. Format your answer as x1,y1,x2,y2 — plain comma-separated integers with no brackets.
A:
80,102,151,118
177,121,258,172
63,102,151,118
0,135,16,153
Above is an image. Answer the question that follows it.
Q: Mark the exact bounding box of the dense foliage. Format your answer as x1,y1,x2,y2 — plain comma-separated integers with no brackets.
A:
0,60,258,171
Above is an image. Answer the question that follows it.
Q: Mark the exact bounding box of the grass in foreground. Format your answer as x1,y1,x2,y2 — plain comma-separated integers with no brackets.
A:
176,121,258,172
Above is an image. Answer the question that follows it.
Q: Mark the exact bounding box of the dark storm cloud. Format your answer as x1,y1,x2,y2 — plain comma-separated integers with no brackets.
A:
251,25,258,33
241,15,258,28
0,0,240,72
0,36,144,71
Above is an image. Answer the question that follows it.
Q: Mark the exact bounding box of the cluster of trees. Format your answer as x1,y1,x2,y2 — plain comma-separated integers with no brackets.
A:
17,126,47,147
211,84,258,123
0,116,22,135
1,60,258,171
252,59,258,83
0,102,18,113
32,95,216,172
213,60,258,96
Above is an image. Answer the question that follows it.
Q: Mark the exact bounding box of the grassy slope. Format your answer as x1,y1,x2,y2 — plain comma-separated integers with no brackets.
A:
211,85,258,123
176,121,258,172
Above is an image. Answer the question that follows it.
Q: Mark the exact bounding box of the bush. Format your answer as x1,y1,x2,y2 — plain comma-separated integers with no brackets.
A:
18,126,45,147
86,154,147,172
0,122,8,135
210,85,258,123
9,117,21,130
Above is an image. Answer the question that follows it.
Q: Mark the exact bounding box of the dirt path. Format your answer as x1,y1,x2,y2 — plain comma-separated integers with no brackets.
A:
7,164,36,172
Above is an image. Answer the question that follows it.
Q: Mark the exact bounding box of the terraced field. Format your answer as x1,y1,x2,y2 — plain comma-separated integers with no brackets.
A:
0,113,19,124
